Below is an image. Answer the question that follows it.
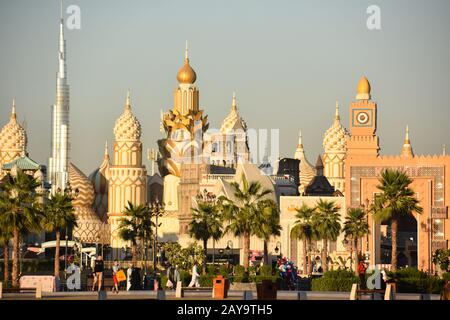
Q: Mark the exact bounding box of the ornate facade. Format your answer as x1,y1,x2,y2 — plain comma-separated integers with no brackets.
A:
322,102,348,193
0,100,27,178
89,141,110,222
345,76,450,272
205,93,250,167
108,92,147,258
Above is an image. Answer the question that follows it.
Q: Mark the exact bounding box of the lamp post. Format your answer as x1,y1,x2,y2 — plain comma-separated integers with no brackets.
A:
275,241,282,258
226,240,233,265
150,199,164,269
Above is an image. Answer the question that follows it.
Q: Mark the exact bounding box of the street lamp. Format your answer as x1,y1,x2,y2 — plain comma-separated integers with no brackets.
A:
226,240,233,264
150,199,164,269
275,241,282,258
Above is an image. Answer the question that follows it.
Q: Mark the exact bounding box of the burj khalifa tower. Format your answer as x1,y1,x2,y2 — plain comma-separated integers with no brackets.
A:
48,6,70,193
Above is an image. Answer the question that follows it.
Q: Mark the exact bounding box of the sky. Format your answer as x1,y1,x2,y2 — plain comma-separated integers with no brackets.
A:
1,0,450,175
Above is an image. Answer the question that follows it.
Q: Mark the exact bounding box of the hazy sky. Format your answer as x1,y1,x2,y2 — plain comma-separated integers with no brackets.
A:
1,0,450,175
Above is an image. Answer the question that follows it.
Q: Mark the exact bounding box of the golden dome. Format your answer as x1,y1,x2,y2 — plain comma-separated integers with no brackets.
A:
113,91,142,141
356,76,371,100
0,100,27,154
177,43,197,84
177,59,197,84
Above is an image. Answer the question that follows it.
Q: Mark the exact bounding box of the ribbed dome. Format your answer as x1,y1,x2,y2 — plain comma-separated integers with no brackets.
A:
220,93,247,133
88,142,110,221
69,163,95,207
0,101,27,153
294,131,316,194
113,92,141,141
323,102,348,153
69,162,107,244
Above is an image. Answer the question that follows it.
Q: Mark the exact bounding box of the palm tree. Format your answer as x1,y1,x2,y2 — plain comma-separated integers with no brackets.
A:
42,191,77,278
343,207,369,273
118,201,150,264
312,199,341,273
292,204,316,275
0,222,12,287
0,170,43,287
372,169,423,270
220,174,272,271
189,198,223,273
254,199,281,265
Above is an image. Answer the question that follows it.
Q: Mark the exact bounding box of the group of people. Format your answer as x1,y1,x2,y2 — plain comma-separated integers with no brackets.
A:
90,256,123,293
277,258,299,290
164,263,182,289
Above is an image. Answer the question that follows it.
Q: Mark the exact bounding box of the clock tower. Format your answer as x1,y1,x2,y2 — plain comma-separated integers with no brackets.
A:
346,76,379,157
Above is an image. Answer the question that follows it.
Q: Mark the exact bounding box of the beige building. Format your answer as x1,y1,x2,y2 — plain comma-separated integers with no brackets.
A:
107,92,147,258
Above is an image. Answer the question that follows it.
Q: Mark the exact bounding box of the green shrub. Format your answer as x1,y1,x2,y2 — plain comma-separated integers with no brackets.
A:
199,275,214,287
396,277,444,294
206,265,216,275
234,265,245,276
179,270,191,286
160,275,168,289
442,273,450,281
311,270,359,292
260,265,272,277
219,265,230,277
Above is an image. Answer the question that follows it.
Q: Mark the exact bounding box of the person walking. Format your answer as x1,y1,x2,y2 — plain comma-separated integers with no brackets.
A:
358,260,367,289
188,263,200,288
92,255,104,292
174,264,181,288
166,264,174,290
112,260,120,294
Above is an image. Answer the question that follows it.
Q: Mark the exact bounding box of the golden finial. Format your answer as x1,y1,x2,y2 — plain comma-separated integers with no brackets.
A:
232,92,237,111
125,89,131,109
185,40,189,62
11,98,16,121
442,144,446,156
104,140,108,156
335,100,340,122
405,125,410,143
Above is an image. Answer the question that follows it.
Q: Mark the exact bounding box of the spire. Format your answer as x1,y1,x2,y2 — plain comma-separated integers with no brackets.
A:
11,98,16,121
185,40,189,62
297,130,303,148
104,140,109,157
334,100,340,123
401,125,414,158
58,0,66,80
443,144,446,156
231,92,237,111
315,155,324,176
125,89,131,110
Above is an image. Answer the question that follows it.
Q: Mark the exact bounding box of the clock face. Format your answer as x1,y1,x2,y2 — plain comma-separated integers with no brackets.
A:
352,109,373,127
356,112,369,124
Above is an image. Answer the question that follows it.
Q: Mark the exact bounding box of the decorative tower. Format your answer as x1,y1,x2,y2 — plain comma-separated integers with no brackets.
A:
294,131,316,194
158,43,209,221
0,100,27,177
207,92,250,167
401,125,414,158
346,76,380,157
48,5,70,193
108,91,147,258
322,101,348,193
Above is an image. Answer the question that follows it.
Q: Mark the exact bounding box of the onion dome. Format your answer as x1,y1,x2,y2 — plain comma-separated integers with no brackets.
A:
356,76,371,100
294,131,316,194
69,163,107,244
0,100,27,154
323,101,348,153
220,93,247,133
88,141,110,221
177,42,197,84
113,91,141,141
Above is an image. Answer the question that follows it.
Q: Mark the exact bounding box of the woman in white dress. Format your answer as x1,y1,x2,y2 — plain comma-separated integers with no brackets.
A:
188,263,200,287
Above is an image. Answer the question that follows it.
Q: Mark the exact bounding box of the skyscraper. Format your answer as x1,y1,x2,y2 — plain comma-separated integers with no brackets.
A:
48,4,70,192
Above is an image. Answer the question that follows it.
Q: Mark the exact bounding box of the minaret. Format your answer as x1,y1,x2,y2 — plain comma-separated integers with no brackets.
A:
48,2,70,193
401,125,414,158
294,130,316,194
